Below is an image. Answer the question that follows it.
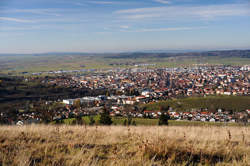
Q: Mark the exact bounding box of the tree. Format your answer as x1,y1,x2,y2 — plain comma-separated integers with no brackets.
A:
55,119,63,124
242,114,248,126
123,119,127,126
71,119,77,125
127,115,132,126
76,115,84,125
89,116,95,125
158,106,170,126
38,105,54,124
99,106,112,125
0,116,5,124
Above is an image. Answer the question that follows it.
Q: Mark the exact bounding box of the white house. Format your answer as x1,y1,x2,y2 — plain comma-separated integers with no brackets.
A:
141,90,151,97
125,99,136,105
63,99,75,105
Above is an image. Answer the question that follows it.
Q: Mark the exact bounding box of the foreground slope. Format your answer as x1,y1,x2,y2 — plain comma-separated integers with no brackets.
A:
0,125,249,166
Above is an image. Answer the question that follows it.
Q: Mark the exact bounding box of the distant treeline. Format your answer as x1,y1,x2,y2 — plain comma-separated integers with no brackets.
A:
105,50,250,59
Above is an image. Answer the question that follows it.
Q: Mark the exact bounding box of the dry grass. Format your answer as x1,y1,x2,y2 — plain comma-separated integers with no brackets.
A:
0,125,249,166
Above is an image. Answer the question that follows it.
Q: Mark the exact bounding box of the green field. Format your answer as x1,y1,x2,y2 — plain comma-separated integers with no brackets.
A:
143,96,250,112
1,54,250,75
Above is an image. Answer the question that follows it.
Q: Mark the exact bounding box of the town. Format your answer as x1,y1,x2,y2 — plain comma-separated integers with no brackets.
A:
1,64,249,125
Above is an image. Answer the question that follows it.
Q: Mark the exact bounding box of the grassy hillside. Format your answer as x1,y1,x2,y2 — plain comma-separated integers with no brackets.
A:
0,125,249,166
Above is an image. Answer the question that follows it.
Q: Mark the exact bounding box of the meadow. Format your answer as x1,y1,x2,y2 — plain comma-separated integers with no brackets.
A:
0,125,249,166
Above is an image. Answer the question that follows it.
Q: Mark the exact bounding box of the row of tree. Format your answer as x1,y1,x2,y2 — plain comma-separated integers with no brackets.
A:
53,106,170,126
72,106,170,126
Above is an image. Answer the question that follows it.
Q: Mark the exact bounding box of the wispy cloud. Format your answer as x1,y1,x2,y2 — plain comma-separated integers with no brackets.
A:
72,1,122,6
74,2,86,6
0,32,25,37
0,26,44,31
121,26,207,32
120,25,130,29
116,4,250,20
154,0,171,5
88,1,118,5
5,9,61,16
0,17,33,23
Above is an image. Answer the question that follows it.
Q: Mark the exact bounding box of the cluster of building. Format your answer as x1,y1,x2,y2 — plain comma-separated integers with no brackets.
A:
29,69,97,75
2,65,249,125
47,65,250,98
43,65,249,124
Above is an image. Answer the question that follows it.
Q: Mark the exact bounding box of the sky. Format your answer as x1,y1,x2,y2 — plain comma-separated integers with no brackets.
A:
0,0,250,53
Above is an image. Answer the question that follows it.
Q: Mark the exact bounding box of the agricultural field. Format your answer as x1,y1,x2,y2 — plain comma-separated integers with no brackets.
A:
0,125,249,166
0,53,250,75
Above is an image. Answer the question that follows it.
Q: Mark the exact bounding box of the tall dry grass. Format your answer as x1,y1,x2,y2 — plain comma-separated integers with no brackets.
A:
0,125,249,166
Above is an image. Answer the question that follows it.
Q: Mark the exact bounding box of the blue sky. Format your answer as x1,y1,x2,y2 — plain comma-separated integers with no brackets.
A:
0,0,250,53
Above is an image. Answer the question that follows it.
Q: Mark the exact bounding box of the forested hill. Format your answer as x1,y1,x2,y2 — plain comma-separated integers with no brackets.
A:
105,50,250,59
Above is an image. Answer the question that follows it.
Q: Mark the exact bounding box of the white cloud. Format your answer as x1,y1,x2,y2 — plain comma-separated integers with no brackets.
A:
121,26,207,32
154,0,171,4
140,26,207,32
0,17,33,23
115,4,250,20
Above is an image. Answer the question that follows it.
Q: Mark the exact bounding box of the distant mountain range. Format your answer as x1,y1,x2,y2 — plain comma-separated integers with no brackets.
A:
0,52,101,57
105,49,250,59
0,49,250,58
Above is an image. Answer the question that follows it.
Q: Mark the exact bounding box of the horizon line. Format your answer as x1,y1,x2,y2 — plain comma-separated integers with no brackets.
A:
0,48,250,55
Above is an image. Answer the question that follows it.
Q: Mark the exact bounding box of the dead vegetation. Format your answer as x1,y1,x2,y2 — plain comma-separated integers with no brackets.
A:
0,125,249,166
